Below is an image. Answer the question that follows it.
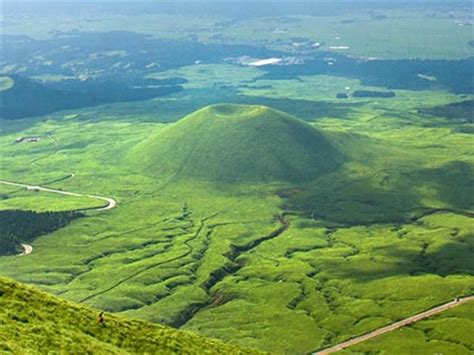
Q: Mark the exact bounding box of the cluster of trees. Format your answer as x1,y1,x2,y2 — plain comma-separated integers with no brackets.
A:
263,56,474,95
1,75,184,120
336,91,396,99
0,210,81,256
353,90,396,98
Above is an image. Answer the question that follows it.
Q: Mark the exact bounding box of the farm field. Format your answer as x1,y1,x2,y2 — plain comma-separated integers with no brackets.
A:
0,1,473,354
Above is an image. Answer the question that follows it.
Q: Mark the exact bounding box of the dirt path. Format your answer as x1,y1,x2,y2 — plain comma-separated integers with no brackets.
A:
313,296,474,354
0,179,116,257
0,180,116,211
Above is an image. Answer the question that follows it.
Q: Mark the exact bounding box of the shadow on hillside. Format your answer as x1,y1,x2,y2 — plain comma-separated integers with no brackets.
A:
415,161,474,210
282,173,419,226
282,159,473,226
419,100,474,122
323,237,474,282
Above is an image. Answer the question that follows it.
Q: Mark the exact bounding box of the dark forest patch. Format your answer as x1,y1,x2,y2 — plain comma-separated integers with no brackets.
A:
0,210,81,255
0,75,182,119
260,56,474,94
353,90,395,98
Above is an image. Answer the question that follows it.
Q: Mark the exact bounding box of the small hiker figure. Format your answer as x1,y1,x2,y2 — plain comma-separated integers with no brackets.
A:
97,311,105,326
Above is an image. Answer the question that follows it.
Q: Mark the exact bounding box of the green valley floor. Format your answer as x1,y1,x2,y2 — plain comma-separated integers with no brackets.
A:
0,73,473,354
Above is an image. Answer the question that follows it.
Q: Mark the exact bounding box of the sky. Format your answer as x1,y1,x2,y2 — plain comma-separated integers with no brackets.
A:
2,0,466,2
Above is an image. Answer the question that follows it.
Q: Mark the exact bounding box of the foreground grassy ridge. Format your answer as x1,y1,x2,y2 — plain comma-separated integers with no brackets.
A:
345,302,474,354
0,277,259,354
0,71,473,354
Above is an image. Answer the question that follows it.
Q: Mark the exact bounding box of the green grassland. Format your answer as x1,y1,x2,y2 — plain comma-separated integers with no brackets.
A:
345,302,474,354
0,184,105,212
0,13,221,42
2,7,473,60
217,11,474,59
0,277,258,354
0,63,473,354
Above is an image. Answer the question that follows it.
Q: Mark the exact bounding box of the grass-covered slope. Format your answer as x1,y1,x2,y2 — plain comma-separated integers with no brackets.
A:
0,277,258,354
131,104,342,183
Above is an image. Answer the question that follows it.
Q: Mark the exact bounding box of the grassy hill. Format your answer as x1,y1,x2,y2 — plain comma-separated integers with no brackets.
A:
130,104,343,183
0,277,259,354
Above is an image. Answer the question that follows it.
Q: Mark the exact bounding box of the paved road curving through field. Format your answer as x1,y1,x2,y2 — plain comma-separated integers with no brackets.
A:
0,180,116,211
313,296,474,354
0,179,116,257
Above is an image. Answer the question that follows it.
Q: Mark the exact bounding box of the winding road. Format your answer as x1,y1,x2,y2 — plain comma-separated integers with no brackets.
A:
0,180,116,211
0,179,116,257
313,296,474,354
